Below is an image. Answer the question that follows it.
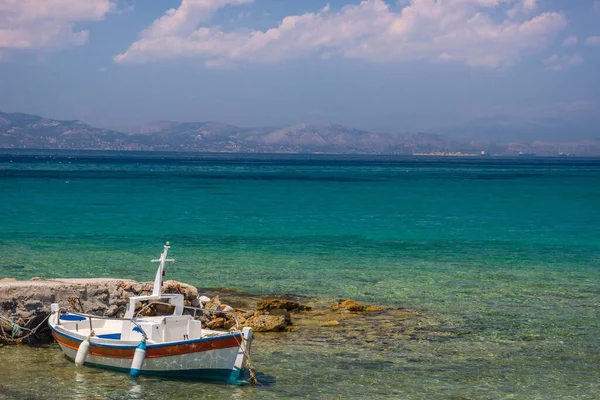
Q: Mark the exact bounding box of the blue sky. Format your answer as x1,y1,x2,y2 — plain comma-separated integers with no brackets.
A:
0,0,599,140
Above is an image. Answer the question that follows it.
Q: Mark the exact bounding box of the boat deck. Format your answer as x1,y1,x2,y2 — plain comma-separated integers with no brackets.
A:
58,313,229,344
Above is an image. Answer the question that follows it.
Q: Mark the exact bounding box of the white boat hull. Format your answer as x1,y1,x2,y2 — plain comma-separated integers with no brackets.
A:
49,316,252,382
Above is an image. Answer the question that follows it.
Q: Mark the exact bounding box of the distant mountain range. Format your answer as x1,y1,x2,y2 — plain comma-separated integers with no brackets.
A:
1,111,599,156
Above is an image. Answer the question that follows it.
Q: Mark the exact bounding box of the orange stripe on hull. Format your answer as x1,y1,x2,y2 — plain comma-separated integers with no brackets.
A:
52,331,241,359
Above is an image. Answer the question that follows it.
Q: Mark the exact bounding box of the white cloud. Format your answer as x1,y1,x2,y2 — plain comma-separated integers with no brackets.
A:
543,53,584,71
562,35,577,47
115,0,568,69
507,0,537,18
586,36,600,46
138,0,252,39
0,0,115,56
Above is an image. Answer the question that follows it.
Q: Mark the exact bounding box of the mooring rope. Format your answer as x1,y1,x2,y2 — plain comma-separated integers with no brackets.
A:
0,312,52,344
231,328,259,385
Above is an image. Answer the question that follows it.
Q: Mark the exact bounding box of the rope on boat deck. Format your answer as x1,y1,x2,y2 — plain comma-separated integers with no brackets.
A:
0,312,52,344
231,328,259,385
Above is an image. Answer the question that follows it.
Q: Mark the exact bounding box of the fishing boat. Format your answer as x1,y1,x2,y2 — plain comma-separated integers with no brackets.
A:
48,242,255,383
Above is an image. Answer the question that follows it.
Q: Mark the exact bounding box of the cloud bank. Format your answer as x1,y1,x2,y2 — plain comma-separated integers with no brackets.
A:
115,0,568,69
0,0,116,59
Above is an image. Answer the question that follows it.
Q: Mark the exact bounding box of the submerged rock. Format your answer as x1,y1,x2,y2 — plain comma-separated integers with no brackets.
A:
244,313,290,332
331,299,384,313
256,298,311,312
319,320,340,327
332,299,366,312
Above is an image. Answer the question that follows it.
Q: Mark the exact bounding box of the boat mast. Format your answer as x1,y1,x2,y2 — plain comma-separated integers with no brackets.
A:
151,241,174,296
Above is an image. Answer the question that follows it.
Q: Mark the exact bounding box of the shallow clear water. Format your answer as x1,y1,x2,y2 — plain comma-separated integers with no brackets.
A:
1,152,599,399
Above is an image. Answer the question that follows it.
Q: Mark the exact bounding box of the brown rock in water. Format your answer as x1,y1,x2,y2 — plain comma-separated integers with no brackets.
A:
256,298,311,312
207,317,225,329
233,309,254,325
320,320,340,327
224,317,237,330
204,296,221,310
218,304,233,312
365,306,384,312
267,308,290,317
244,313,290,332
333,299,366,312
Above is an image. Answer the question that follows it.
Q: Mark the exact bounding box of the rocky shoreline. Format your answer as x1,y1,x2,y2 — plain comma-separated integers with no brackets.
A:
1,277,414,346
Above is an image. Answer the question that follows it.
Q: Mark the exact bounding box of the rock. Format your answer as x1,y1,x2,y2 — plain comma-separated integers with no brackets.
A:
218,304,233,312
244,313,290,332
224,317,237,330
163,280,198,301
24,300,43,315
204,296,221,310
163,281,183,294
198,296,211,306
320,320,340,327
191,298,201,308
333,299,366,312
331,300,384,312
182,285,199,302
207,317,225,329
141,282,154,295
256,298,311,312
233,309,254,324
105,305,119,317
29,277,40,281
267,308,290,317
131,283,143,294
0,278,16,283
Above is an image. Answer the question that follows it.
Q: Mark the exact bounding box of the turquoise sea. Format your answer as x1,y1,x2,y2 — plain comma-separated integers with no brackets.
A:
1,151,599,399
